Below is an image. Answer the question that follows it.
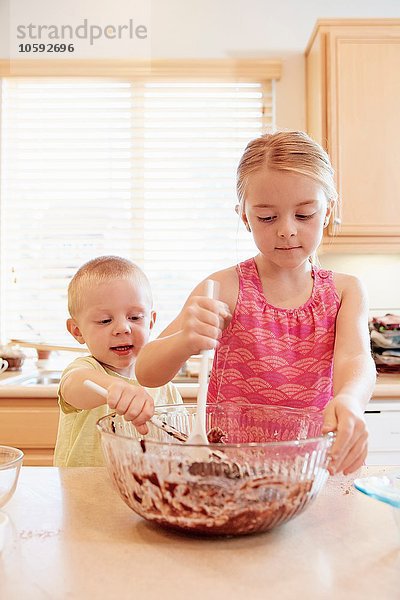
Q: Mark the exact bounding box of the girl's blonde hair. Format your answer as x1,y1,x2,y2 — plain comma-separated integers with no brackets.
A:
237,130,338,214
68,255,152,318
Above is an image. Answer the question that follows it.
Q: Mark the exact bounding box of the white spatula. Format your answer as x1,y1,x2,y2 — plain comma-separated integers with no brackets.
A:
185,279,215,460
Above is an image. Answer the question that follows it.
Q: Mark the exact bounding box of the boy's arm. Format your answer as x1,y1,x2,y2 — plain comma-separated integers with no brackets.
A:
60,367,155,434
60,367,120,410
322,275,376,474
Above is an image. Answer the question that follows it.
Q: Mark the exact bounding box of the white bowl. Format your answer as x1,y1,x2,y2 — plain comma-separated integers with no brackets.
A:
0,445,24,508
0,512,9,552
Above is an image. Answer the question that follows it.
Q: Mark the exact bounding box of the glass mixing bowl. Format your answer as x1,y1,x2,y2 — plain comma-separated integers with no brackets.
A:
0,445,24,508
97,403,334,536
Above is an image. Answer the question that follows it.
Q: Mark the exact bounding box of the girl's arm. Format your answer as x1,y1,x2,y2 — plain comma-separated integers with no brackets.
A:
135,272,235,387
322,274,376,474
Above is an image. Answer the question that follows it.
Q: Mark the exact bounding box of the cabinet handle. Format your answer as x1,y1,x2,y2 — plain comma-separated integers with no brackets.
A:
333,217,342,225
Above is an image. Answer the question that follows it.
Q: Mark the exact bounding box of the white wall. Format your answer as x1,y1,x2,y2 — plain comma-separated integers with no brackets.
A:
320,255,400,312
1,0,400,310
2,0,400,128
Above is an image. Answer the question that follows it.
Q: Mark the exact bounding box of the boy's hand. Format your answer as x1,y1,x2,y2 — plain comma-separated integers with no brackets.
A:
106,381,154,435
179,296,231,355
322,396,368,476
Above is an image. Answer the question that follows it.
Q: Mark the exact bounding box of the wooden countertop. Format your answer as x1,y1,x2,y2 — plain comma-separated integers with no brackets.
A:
0,466,399,599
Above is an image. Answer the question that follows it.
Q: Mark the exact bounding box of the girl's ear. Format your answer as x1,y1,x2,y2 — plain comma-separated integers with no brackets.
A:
66,318,86,344
235,203,251,232
149,311,157,330
324,200,335,228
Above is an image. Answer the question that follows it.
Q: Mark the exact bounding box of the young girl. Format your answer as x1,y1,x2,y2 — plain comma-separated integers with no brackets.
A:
135,131,376,476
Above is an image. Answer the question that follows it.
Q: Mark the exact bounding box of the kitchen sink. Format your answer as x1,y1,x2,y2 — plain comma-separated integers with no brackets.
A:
0,371,62,386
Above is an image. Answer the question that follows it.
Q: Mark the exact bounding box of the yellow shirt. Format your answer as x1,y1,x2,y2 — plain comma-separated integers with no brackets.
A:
54,355,182,467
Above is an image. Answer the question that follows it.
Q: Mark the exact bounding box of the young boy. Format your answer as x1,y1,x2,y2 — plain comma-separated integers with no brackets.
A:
54,256,182,467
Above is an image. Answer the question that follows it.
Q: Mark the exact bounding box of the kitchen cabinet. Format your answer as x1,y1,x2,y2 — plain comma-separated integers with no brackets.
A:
0,396,59,466
364,375,400,465
306,19,400,253
365,399,400,465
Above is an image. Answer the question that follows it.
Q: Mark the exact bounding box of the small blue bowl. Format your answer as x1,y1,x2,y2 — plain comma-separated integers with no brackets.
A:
354,473,400,538
354,473,400,509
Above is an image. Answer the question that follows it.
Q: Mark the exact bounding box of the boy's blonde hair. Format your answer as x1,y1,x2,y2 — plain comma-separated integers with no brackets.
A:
237,130,338,216
68,256,152,318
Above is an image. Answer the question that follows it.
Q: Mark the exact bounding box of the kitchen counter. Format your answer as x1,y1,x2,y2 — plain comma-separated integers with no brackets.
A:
0,466,398,599
0,365,399,466
0,381,198,399
0,366,399,400
0,361,198,399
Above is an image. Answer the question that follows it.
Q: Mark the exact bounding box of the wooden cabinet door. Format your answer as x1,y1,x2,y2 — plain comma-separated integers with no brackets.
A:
306,21,400,252
0,397,59,466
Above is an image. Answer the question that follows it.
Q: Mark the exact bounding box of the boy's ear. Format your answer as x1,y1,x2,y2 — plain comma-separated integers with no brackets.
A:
66,318,86,344
149,311,157,330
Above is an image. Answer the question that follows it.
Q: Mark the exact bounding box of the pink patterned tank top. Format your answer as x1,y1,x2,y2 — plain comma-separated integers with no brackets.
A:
207,258,341,411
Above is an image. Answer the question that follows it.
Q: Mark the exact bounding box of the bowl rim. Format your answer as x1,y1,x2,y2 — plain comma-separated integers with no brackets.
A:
0,445,24,469
96,403,335,449
353,474,400,509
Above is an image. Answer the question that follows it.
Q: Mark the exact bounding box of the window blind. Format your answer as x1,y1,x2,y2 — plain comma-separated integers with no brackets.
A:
0,77,275,345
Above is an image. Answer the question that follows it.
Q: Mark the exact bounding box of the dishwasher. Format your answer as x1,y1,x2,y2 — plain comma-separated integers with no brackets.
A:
364,399,400,465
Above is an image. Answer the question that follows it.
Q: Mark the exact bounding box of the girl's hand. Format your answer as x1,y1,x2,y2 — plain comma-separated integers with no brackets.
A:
322,396,368,475
179,296,231,355
106,381,154,435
